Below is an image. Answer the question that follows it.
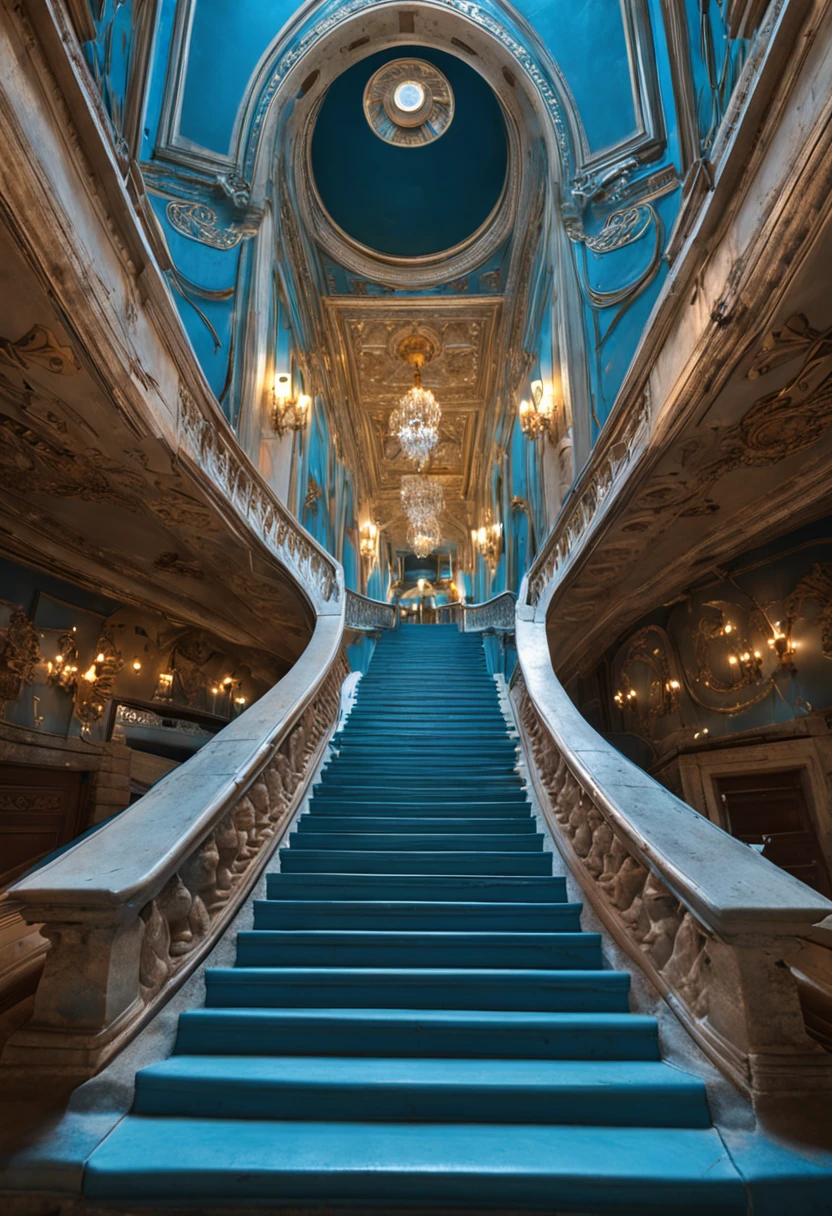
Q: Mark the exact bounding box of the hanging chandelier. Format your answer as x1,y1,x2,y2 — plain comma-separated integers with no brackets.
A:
407,517,442,558
401,474,444,526
389,335,441,470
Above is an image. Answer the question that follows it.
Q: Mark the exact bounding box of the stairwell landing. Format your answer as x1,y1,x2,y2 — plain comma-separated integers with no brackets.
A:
84,624,748,1212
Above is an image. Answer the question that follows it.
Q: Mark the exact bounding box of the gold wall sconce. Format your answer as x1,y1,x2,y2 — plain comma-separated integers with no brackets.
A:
518,379,557,441
359,521,379,563
271,371,311,436
767,620,797,674
472,520,502,572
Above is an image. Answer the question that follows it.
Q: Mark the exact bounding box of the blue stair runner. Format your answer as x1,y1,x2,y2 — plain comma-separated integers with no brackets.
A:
85,625,748,1211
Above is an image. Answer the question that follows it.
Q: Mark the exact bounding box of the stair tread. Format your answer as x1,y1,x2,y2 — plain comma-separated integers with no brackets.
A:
137,1054,701,1090
84,628,756,1212
85,1119,745,1208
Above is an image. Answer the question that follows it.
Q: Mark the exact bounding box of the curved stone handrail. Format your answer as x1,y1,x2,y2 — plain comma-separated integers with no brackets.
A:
461,591,517,632
1,587,394,1078
512,581,832,1109
345,589,397,632
177,389,342,614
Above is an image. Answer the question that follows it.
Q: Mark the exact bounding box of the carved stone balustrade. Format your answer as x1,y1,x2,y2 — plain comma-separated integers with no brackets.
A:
345,590,397,632
461,591,516,633
0,615,354,1078
513,590,832,1118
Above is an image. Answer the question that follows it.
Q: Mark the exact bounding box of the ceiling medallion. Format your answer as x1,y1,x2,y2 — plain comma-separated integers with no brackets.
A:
363,59,454,148
389,335,441,471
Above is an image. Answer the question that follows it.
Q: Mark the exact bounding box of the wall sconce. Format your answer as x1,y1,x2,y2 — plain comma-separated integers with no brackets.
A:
47,632,80,693
767,620,797,674
132,658,142,673
271,371,311,436
518,379,556,442
359,521,379,563
471,521,502,572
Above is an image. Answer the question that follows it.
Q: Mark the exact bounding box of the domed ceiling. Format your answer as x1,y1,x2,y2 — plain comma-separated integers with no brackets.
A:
311,47,508,258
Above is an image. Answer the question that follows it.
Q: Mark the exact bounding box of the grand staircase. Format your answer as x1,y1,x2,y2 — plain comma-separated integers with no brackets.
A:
85,624,748,1212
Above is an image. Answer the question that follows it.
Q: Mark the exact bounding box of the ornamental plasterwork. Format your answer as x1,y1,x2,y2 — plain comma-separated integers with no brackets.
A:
324,297,501,544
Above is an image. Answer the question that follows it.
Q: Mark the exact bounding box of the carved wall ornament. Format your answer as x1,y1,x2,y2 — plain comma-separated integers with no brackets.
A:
153,551,206,580
583,203,655,254
784,563,832,659
0,325,81,378
166,201,258,250
0,602,41,708
304,475,323,514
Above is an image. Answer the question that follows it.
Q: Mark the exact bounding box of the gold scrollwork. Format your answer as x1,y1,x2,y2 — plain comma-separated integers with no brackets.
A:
0,602,41,708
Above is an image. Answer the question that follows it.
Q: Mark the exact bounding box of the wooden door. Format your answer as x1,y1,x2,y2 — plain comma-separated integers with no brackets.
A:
0,763,87,888
715,768,831,896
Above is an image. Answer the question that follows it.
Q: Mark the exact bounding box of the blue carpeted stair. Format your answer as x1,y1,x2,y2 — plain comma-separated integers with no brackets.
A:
85,624,747,1212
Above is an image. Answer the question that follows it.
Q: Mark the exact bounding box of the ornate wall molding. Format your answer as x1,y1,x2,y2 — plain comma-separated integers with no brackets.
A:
512,614,832,1109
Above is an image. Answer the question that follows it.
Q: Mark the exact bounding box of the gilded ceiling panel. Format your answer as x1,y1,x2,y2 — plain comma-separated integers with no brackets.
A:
325,296,502,544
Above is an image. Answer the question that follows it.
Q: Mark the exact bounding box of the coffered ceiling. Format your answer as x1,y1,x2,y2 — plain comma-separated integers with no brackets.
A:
324,295,504,550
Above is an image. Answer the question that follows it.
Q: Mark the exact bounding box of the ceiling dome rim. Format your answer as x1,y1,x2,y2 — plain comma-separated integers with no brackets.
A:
295,43,521,289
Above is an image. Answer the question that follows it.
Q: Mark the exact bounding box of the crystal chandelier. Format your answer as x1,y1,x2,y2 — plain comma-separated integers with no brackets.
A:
389,335,441,470
401,474,444,526
407,517,442,558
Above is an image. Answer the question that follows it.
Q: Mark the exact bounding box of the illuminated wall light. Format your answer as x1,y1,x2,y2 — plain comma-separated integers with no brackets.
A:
132,659,142,672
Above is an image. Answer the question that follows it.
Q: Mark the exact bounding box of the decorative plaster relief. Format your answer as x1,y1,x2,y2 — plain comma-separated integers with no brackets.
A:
0,602,41,710
166,201,257,250
0,325,81,378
